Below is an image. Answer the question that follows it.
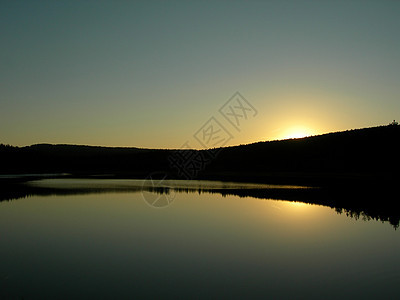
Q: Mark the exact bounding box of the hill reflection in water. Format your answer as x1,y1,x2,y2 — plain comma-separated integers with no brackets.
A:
0,179,398,229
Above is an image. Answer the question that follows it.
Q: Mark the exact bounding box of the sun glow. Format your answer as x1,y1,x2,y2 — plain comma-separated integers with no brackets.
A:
282,126,315,140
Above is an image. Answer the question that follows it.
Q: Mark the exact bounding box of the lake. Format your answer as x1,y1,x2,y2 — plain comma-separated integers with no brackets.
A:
0,179,399,299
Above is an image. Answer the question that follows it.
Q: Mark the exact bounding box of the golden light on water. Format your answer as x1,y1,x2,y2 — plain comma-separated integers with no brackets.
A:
288,201,310,208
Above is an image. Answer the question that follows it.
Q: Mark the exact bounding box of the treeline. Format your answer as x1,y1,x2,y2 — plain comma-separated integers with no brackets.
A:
201,124,400,185
1,124,399,186
0,143,171,176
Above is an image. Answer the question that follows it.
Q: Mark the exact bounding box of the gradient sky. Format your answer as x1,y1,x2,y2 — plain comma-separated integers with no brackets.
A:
1,0,399,148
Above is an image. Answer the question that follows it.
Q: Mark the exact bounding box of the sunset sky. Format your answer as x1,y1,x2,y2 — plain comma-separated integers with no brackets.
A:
1,0,399,148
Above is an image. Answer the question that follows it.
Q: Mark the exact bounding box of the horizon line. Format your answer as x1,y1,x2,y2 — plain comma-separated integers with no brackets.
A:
1,123,397,151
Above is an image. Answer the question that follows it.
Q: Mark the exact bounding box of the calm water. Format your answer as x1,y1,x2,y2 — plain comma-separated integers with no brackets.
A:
0,179,399,299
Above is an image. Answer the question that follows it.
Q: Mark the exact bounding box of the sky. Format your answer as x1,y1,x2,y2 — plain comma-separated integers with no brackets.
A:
1,0,399,148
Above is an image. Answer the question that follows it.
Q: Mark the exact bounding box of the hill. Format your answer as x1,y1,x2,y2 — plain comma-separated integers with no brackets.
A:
202,124,400,185
1,124,399,186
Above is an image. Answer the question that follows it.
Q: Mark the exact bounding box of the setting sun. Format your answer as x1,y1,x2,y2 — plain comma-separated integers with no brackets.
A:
282,126,315,140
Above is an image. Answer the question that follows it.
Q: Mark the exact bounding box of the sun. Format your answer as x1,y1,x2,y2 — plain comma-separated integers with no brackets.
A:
282,126,315,140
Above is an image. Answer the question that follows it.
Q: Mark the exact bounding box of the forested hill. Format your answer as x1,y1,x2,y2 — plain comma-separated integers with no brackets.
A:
1,124,399,185
207,124,399,176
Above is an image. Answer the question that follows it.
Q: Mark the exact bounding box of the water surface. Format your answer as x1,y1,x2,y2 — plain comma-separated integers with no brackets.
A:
0,179,399,299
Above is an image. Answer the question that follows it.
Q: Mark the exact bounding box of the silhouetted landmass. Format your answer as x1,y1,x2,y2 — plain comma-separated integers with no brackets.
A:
202,124,399,186
0,143,168,175
1,124,399,185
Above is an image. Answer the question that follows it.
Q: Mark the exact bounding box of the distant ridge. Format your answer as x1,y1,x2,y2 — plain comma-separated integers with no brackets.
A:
26,143,144,151
1,124,399,186
4,123,398,150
